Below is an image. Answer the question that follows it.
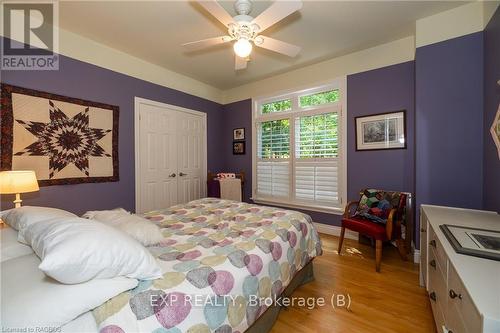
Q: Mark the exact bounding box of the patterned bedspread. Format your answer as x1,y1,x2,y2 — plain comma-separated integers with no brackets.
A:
93,198,322,333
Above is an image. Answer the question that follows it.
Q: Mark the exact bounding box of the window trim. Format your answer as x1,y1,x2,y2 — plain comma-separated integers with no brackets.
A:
251,78,348,214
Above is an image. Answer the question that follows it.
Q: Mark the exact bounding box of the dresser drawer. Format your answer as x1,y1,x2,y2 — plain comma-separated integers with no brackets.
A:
446,302,467,333
428,226,448,276
428,250,447,332
447,263,482,333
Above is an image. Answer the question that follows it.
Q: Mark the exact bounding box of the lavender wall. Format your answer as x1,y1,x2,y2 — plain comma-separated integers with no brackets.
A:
483,7,500,212
347,62,415,200
415,32,485,235
0,47,224,214
221,100,253,202
221,62,416,226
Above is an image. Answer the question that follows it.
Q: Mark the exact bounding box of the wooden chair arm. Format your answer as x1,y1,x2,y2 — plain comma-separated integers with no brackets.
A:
385,208,398,240
343,201,359,218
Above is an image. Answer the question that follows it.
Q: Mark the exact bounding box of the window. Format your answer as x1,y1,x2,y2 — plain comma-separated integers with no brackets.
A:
253,80,346,213
261,99,292,114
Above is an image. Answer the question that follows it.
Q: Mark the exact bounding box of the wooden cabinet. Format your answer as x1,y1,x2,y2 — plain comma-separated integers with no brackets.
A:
420,205,500,333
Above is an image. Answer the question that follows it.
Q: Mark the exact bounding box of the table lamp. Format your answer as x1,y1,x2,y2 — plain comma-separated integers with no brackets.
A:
0,170,39,208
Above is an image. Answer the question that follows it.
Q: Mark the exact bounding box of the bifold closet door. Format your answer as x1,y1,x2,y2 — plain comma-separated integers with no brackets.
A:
137,103,178,213
136,98,207,214
177,112,205,203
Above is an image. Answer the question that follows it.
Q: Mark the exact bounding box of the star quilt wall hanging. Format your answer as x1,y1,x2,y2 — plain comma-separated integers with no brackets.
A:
1,84,119,186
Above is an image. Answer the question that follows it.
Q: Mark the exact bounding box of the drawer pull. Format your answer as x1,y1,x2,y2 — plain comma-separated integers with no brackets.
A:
429,291,437,301
429,259,436,269
420,228,426,232
429,239,436,248
449,289,462,300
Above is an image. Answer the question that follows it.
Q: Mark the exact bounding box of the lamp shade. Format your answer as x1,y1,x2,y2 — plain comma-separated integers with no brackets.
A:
0,171,39,194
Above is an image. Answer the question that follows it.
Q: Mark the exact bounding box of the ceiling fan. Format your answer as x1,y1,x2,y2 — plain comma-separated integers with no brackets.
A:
182,0,302,70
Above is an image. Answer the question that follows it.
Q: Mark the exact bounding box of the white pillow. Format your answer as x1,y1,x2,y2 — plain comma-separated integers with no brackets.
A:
1,253,137,329
0,227,34,262
83,209,164,246
21,216,162,284
0,206,76,244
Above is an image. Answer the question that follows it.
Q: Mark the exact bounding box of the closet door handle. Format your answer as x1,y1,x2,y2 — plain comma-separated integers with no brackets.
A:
429,291,437,302
429,240,436,248
429,260,436,269
179,172,187,176
169,173,176,178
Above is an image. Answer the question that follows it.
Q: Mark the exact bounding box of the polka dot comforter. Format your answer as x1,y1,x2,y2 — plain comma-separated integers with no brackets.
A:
93,198,322,333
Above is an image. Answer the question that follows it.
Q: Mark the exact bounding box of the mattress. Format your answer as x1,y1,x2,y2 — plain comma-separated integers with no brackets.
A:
93,198,322,332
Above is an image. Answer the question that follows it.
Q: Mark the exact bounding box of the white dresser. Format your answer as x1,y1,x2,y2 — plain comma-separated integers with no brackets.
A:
420,205,500,333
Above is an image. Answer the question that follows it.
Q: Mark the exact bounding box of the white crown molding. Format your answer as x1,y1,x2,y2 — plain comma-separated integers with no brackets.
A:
222,36,415,104
0,26,225,104
416,1,499,48
2,2,498,105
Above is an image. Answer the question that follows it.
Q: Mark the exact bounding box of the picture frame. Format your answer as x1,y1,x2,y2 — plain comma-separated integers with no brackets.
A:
490,103,500,160
355,110,406,151
233,141,245,155
233,128,245,140
440,224,500,262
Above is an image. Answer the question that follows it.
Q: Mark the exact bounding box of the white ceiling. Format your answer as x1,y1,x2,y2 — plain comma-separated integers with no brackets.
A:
59,1,467,90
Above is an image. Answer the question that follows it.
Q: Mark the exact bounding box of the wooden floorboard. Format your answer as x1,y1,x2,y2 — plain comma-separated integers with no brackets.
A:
270,233,436,333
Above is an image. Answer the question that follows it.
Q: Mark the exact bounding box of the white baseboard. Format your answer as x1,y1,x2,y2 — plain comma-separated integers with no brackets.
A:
413,249,420,264
315,222,421,264
313,222,358,240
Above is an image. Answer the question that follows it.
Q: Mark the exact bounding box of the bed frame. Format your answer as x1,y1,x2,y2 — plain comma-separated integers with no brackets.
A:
246,260,315,333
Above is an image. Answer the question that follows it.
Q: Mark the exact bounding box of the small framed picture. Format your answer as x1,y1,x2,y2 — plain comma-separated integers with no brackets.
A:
233,128,245,140
233,141,245,155
355,110,406,151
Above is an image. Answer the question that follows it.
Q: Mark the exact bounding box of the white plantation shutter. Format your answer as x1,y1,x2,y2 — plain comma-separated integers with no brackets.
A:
295,113,338,158
257,161,290,197
253,81,345,210
295,160,339,205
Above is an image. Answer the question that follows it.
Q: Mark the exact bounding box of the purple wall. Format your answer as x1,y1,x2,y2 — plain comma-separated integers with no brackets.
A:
220,61,416,226
347,61,415,200
415,32,485,238
0,46,224,214
483,7,500,212
221,100,253,202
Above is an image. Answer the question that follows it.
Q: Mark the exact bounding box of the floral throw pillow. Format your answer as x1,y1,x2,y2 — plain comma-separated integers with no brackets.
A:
354,189,406,225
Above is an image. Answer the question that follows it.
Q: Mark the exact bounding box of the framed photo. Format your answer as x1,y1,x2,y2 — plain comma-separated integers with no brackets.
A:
233,128,245,140
490,103,500,160
233,141,245,155
355,110,406,151
440,224,500,262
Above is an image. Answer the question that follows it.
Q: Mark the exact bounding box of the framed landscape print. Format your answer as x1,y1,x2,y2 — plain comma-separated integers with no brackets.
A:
233,128,245,140
355,110,406,151
233,141,245,155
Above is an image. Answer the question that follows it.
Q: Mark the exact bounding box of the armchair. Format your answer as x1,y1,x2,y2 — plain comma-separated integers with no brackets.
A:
338,189,411,272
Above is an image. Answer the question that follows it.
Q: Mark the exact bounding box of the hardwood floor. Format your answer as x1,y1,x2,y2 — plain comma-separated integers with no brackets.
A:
271,233,436,333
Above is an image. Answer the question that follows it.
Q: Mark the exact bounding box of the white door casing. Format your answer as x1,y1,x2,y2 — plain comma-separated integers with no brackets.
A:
135,97,207,213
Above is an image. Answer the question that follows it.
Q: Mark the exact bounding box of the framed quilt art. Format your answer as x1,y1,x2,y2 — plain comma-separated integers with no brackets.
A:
1,84,119,186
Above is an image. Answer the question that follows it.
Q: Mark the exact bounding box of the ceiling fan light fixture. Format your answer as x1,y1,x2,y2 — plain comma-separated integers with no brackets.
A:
233,38,252,58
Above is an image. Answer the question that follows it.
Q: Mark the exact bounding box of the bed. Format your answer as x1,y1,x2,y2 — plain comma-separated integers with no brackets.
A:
2,198,322,333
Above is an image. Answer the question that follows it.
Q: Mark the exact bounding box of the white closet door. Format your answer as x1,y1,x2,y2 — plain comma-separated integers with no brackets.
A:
137,103,178,213
177,112,206,203
135,98,207,214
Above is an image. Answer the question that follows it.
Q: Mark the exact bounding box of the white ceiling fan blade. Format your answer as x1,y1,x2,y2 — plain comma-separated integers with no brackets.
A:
197,0,235,27
252,0,302,33
235,55,247,70
182,36,231,51
255,36,301,57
